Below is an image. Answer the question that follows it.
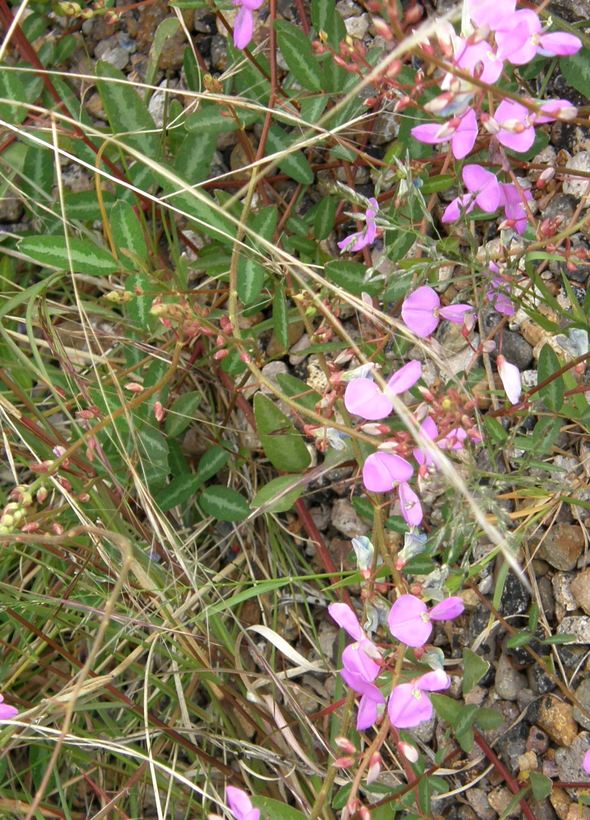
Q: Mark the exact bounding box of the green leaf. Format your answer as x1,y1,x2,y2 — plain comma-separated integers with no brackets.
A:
237,206,277,305
473,707,504,731
462,648,490,695
157,473,202,511
138,426,169,471
311,0,347,90
165,391,202,437
125,271,155,329
196,446,230,485
266,124,314,185
96,61,160,158
537,344,564,411
19,235,119,275
312,196,338,240
529,771,552,801
275,20,322,91
145,17,181,91
430,693,462,724
174,129,218,185
483,415,508,445
111,201,148,269
560,47,590,99
273,283,289,352
254,394,311,473
541,633,576,645
506,631,532,649
199,485,250,521
0,68,29,124
420,174,455,194
276,373,320,411
251,474,304,513
324,260,380,296
252,797,307,819
64,190,117,221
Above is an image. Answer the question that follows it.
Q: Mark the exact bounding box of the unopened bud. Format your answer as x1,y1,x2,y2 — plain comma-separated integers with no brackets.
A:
51,523,64,535
334,756,356,768
55,1,81,14
366,752,382,784
36,487,48,504
335,736,356,754
399,741,419,763
124,382,144,393
213,348,229,361
359,806,371,820
154,401,165,422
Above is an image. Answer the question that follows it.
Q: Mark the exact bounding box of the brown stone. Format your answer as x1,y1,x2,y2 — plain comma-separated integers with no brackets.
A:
537,695,578,746
535,523,584,571
571,568,590,615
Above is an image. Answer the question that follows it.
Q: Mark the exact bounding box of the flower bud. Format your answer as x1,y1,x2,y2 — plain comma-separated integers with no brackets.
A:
334,756,356,769
366,752,382,784
399,741,419,763
124,382,144,393
335,736,356,754
154,401,165,423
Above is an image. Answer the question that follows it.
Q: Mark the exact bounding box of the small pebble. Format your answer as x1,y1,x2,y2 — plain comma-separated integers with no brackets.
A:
330,499,369,538
536,523,585,571
571,569,590,615
537,695,578,745
558,616,590,644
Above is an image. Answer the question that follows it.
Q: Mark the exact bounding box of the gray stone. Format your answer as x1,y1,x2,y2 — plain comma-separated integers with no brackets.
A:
573,678,590,730
495,653,527,701
501,573,531,616
563,152,590,205
344,13,369,38
465,787,496,820
330,499,369,538
210,35,228,71
553,573,579,613
528,663,556,695
95,36,129,70
501,330,534,370
527,724,550,753
558,616,590,644
555,732,590,788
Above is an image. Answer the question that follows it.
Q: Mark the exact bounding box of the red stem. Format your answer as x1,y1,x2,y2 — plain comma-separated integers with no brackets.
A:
474,731,536,820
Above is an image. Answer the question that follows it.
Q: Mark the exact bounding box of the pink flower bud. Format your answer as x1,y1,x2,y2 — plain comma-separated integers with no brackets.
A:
497,354,522,405
36,487,48,504
124,382,144,393
335,736,356,754
154,401,165,422
399,741,419,763
366,752,382,784
334,756,356,768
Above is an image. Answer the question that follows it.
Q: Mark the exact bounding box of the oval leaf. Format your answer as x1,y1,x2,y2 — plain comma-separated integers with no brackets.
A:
19,235,118,275
199,485,250,522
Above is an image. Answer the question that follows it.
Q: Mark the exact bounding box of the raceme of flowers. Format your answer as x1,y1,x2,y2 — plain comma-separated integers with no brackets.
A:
410,0,581,235
329,597,464,730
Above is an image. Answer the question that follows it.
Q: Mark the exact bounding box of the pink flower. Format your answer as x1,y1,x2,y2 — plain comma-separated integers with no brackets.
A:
0,694,17,721
401,285,473,338
534,98,577,123
362,453,423,526
454,38,504,85
413,416,439,473
487,271,515,316
496,9,581,64
499,181,532,235
226,787,260,820
388,668,451,728
469,0,516,32
583,748,590,775
329,603,385,730
442,163,502,224
491,99,535,153
411,108,478,160
233,0,264,50
497,354,522,405
338,198,379,253
388,594,464,648
344,360,422,420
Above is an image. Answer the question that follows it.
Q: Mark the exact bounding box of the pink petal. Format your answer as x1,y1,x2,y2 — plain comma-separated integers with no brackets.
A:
337,230,363,252
415,668,451,692
356,694,380,730
462,163,496,194
0,703,17,720
429,596,465,621
497,354,522,405
438,303,473,324
398,482,423,526
410,123,449,145
413,417,439,467
241,0,264,9
442,194,475,223
362,452,414,493
388,594,432,647
451,108,478,159
496,126,536,153
496,11,540,64
343,644,381,682
538,31,582,57
233,6,254,49
470,0,516,29
388,683,433,728
455,42,503,86
535,98,577,123
344,378,393,420
227,787,260,820
386,360,422,395
583,748,590,775
401,286,440,338
328,602,364,641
